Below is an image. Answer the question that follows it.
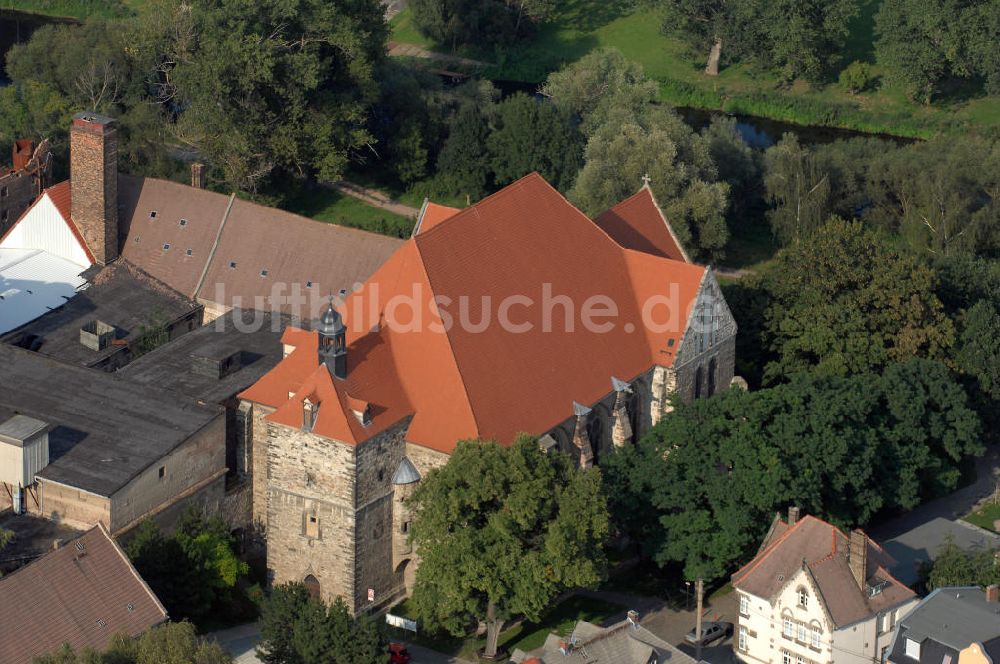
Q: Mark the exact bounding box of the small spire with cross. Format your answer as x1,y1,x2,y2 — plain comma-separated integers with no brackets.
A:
641,173,652,188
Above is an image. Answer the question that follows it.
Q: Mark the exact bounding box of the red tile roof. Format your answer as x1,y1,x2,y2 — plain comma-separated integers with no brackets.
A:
0,524,167,664
594,186,690,263
732,515,915,628
416,202,460,234
242,173,706,454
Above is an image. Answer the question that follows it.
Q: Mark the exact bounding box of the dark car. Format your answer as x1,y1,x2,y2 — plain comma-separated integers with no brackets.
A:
389,643,412,664
684,621,734,646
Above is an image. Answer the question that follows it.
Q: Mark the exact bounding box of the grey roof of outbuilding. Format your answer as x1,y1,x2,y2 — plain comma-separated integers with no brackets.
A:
0,344,221,496
892,587,1000,652
510,618,698,664
883,517,1000,586
0,260,200,368
0,414,49,447
392,456,421,485
121,309,287,405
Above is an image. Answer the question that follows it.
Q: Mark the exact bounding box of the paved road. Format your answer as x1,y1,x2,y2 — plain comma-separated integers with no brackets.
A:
870,443,1000,541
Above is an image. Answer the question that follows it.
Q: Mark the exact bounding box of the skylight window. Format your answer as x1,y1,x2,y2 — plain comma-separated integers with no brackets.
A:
179,218,188,227
229,261,237,269
260,269,269,278
162,243,170,251
306,281,313,289
186,248,193,256
149,211,157,219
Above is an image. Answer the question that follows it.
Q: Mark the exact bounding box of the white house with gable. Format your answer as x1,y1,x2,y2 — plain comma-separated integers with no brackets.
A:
733,508,919,664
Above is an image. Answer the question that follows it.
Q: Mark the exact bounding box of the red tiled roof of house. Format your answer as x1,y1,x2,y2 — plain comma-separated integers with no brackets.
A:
732,515,915,628
0,524,167,664
595,186,690,263
242,173,706,454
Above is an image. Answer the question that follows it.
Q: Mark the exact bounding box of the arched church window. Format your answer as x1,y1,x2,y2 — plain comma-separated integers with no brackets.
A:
304,575,321,599
694,365,704,399
707,358,717,397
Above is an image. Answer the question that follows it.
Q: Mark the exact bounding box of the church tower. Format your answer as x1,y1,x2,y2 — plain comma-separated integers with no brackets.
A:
317,300,346,379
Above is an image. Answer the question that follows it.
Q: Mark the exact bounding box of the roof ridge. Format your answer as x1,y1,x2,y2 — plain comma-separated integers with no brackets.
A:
733,515,819,584
413,172,545,240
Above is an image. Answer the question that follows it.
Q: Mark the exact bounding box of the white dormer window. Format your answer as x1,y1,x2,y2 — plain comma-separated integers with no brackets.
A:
905,638,921,660
797,588,809,608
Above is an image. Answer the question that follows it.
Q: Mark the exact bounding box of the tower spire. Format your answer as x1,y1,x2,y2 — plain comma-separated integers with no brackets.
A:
317,297,347,379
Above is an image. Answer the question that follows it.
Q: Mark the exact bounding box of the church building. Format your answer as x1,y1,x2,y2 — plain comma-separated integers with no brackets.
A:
239,172,738,613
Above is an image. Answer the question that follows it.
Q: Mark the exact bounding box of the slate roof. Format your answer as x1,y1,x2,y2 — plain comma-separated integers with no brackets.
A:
595,186,690,263
888,587,1000,663
0,523,167,664
510,617,697,664
733,515,916,629
882,517,1000,587
0,344,221,496
240,173,707,454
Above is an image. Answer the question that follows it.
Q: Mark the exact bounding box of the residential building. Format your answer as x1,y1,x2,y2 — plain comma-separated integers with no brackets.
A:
0,523,167,664
733,508,919,664
880,518,1000,587
240,172,738,613
887,585,1000,664
509,610,697,664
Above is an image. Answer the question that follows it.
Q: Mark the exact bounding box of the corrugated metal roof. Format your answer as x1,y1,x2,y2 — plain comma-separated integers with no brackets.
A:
0,248,87,334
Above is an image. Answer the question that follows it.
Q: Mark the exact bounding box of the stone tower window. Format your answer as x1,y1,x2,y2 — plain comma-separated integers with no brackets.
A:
305,513,320,539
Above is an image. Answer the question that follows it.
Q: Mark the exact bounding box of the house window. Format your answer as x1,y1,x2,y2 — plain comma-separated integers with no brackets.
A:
797,623,806,642
305,514,319,539
880,612,894,634
782,652,792,664
1,186,8,197
401,521,410,535
797,588,809,608
1,210,7,223
158,466,165,480
783,618,794,638
739,594,749,616
811,626,821,648
904,638,921,660
738,626,748,651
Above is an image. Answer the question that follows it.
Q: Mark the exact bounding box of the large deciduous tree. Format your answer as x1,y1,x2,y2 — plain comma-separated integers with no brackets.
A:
659,0,858,82
570,105,730,262
758,217,954,383
408,436,609,659
172,0,388,193
604,359,982,581
925,540,1000,590
34,622,232,664
256,584,384,664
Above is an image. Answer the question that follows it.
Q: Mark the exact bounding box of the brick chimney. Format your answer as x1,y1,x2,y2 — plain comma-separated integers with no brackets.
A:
71,111,118,265
191,162,206,189
848,529,868,590
788,505,800,526
987,584,999,604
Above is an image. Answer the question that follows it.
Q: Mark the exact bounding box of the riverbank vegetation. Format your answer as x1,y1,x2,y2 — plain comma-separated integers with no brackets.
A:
396,0,1000,139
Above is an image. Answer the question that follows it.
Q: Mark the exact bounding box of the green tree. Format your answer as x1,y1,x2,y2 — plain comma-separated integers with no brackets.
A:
759,218,955,383
171,0,387,193
570,105,729,262
763,134,833,245
436,102,494,199
33,622,231,664
408,436,609,659
542,49,659,136
605,360,982,580
659,0,858,81
839,61,875,93
487,93,584,192
410,0,518,50
926,539,1000,590
125,510,248,623
257,583,384,664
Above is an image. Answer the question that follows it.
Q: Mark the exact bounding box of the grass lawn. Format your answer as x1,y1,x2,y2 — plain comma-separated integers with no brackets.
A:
388,8,433,48
391,1,1000,138
390,594,626,660
283,186,415,239
2,0,146,19
964,502,1000,533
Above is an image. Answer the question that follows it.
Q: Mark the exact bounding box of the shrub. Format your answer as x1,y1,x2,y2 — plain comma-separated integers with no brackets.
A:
839,61,874,94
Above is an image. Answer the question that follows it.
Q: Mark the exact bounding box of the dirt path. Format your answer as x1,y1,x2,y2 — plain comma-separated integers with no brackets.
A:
326,180,420,219
387,41,491,70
